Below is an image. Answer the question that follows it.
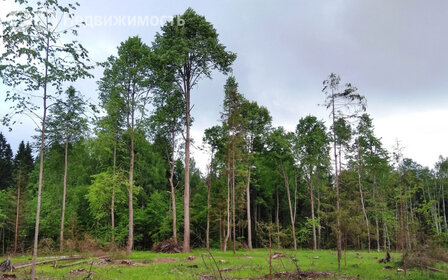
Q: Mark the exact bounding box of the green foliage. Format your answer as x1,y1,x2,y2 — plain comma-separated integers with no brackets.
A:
0,132,13,190
144,190,171,242
86,171,127,223
46,86,88,145
0,0,92,126
152,8,236,90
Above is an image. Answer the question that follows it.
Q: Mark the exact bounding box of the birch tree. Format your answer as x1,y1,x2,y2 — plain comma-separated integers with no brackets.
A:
152,8,236,252
323,73,366,270
0,1,92,276
98,36,152,255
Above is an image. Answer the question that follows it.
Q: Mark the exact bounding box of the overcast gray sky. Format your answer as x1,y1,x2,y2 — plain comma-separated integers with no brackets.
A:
1,0,448,172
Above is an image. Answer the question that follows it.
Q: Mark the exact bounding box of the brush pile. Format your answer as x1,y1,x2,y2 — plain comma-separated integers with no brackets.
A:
152,239,182,253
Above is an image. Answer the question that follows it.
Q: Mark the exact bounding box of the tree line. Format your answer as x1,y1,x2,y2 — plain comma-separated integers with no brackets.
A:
0,1,447,276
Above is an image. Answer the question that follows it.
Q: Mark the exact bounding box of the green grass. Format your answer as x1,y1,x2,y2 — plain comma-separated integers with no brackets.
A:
3,249,447,279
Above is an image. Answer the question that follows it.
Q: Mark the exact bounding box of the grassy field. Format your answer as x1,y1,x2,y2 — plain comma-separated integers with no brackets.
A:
2,249,447,279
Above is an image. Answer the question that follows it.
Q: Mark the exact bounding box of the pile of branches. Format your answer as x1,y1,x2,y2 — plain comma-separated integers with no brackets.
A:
0,258,13,273
152,239,182,253
406,243,448,273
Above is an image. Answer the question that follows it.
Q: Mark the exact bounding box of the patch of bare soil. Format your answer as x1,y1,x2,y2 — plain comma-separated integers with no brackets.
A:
155,257,179,263
1,274,17,279
69,268,88,275
119,260,134,266
200,271,338,280
90,259,108,267
264,271,333,279
272,252,285,259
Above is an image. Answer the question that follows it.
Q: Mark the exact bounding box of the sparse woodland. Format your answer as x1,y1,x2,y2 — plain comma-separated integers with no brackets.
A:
0,1,447,278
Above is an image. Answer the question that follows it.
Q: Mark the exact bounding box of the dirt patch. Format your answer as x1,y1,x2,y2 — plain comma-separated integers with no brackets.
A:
155,257,179,263
201,271,336,280
262,271,333,279
90,259,109,267
272,252,285,259
69,268,88,275
119,260,134,266
152,239,182,253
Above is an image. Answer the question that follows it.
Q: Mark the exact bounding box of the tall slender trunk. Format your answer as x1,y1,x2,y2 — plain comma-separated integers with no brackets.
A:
60,136,69,252
31,36,49,279
399,176,406,275
126,131,134,255
373,175,380,252
126,104,135,255
254,191,258,247
224,156,231,252
206,149,214,250
219,219,223,250
316,171,322,249
357,155,370,253
246,166,252,249
293,174,298,229
183,86,191,253
331,93,342,271
111,139,116,243
169,130,177,243
280,163,297,250
443,185,447,232
383,221,387,251
232,143,236,254
276,186,280,248
406,203,411,250
309,172,317,251
14,172,21,255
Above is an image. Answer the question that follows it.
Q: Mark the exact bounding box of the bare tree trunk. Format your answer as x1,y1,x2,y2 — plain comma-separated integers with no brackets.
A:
232,144,236,254
219,218,223,250
14,173,21,255
399,180,406,276
276,186,280,248
293,174,298,230
280,163,297,250
383,221,387,251
31,37,49,279
443,187,447,233
126,129,134,255
331,94,342,271
183,87,191,253
406,208,411,251
111,140,116,243
206,149,214,250
224,158,231,252
126,98,136,256
169,130,177,243
60,137,69,252
246,167,252,249
316,174,321,250
309,173,317,251
357,159,370,253
373,176,380,252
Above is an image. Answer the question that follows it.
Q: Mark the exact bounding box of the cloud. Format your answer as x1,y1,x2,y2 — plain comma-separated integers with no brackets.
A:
1,0,447,173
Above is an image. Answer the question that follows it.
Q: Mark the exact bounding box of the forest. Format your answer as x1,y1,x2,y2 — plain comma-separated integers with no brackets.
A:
0,1,447,279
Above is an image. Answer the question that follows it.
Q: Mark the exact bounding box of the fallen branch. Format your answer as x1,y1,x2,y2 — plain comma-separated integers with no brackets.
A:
418,264,448,274
56,260,88,268
14,256,84,269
